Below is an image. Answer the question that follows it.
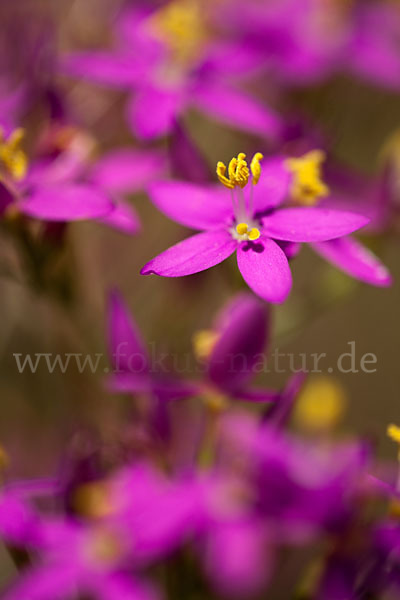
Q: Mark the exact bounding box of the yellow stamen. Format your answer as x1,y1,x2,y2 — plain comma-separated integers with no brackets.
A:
250,152,263,184
217,152,264,189
248,228,260,241
216,161,235,189
0,127,28,181
236,222,248,235
192,329,219,360
285,150,329,205
294,376,346,431
217,153,249,189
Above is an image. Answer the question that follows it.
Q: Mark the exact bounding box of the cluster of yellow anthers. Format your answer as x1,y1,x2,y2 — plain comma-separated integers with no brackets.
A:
216,152,263,190
150,0,206,63
285,150,329,205
0,127,27,181
217,152,263,241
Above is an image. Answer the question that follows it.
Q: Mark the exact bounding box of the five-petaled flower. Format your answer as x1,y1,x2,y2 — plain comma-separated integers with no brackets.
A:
141,151,370,303
63,0,283,140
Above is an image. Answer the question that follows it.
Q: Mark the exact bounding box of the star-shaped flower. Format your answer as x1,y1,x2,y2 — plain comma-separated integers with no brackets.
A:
141,151,369,303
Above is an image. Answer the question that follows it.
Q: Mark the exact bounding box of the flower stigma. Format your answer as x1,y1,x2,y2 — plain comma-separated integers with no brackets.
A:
0,127,28,181
235,222,260,241
285,150,329,205
217,152,264,240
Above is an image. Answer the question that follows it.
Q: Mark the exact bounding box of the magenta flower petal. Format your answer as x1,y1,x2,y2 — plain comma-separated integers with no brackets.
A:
0,181,14,216
2,565,78,600
169,120,210,183
106,373,152,394
21,184,114,221
88,574,160,600
207,293,269,391
141,230,237,277
233,387,279,403
97,198,141,234
261,208,370,242
108,290,149,374
126,87,184,140
63,52,143,87
237,238,292,303
252,157,291,213
148,181,233,230
205,521,272,598
90,149,165,194
192,83,283,138
311,237,392,287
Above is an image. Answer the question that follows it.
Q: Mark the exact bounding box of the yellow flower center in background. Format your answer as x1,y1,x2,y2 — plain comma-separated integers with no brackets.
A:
285,150,329,205
0,128,28,181
192,328,219,360
150,0,207,64
294,376,346,432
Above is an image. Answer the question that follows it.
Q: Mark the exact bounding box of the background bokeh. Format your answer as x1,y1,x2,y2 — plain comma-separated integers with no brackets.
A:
0,0,400,588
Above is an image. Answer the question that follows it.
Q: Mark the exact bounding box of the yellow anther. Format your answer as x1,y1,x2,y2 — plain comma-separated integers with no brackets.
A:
247,228,260,241
294,376,346,432
250,152,264,184
217,161,235,189
193,329,219,360
217,153,249,189
228,156,238,182
285,150,329,205
0,127,28,181
388,424,400,445
236,222,248,235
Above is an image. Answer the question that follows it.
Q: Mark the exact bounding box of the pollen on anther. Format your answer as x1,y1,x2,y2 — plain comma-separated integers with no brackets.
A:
250,152,263,184
236,223,248,235
248,228,260,241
